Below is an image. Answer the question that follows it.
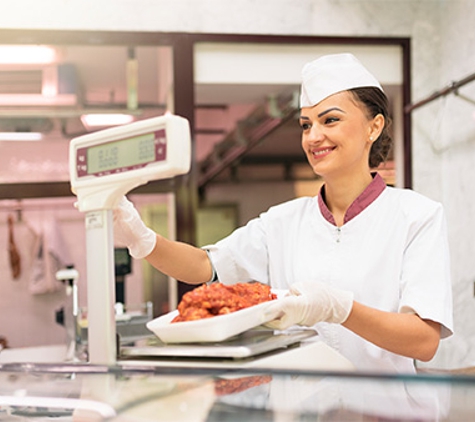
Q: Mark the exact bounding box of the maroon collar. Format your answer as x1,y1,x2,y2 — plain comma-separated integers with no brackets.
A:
318,173,387,225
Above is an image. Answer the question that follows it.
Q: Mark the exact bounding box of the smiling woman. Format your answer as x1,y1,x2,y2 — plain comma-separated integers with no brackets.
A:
113,53,452,373
299,54,389,181
299,88,389,225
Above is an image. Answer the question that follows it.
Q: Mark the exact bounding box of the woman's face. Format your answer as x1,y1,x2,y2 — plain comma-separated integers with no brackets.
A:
299,91,380,179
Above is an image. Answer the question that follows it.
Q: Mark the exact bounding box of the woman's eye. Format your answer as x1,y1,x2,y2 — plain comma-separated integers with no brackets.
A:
299,122,311,130
324,116,339,124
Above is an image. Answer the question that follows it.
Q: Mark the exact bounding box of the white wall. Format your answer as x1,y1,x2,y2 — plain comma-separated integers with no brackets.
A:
426,1,475,369
0,0,474,369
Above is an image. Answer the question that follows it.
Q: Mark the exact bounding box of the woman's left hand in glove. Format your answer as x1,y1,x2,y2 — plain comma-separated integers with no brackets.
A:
264,281,354,330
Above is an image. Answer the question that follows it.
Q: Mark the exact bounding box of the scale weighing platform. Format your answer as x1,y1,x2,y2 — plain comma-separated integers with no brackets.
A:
121,329,317,360
69,114,318,367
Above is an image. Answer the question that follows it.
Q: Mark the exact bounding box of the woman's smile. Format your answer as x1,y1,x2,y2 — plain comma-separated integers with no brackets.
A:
311,146,336,159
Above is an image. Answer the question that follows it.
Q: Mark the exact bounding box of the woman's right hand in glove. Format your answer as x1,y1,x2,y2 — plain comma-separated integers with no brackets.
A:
113,196,157,259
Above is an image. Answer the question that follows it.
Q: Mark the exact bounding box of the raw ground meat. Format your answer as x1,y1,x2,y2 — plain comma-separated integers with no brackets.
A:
172,282,276,323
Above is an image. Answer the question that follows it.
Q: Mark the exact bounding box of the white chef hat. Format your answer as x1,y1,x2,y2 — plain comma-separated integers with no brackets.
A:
300,53,383,108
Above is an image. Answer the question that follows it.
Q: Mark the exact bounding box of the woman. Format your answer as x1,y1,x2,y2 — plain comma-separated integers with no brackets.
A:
114,53,453,372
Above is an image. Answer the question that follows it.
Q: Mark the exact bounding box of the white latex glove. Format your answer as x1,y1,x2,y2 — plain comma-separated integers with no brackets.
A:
264,281,354,330
112,196,157,259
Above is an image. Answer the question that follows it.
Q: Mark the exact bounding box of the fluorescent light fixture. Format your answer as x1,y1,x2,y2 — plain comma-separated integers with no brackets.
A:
0,45,57,64
81,113,135,127
0,94,77,106
0,132,43,141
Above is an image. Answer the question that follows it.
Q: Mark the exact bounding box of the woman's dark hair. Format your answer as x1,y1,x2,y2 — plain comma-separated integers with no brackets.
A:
349,87,393,168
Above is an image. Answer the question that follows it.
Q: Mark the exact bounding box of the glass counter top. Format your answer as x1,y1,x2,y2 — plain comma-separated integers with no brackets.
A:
0,362,473,421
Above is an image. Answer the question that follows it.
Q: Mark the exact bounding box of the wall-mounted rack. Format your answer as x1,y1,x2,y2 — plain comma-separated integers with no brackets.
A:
405,70,475,113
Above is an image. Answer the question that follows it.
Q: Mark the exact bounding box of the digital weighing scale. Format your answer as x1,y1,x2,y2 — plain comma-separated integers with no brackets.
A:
70,114,191,364
70,113,317,368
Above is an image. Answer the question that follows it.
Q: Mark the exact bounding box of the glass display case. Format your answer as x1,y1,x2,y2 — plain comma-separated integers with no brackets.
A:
0,362,473,421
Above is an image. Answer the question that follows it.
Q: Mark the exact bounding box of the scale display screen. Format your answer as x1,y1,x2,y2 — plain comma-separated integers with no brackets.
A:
75,129,166,178
70,114,190,213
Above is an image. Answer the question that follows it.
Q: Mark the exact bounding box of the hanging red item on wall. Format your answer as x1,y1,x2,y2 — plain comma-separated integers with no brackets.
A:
7,214,21,280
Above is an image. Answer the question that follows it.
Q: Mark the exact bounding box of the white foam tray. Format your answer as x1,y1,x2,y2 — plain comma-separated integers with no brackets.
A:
146,300,281,343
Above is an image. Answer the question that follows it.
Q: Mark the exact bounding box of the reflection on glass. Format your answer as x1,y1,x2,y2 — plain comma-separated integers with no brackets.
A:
0,366,468,421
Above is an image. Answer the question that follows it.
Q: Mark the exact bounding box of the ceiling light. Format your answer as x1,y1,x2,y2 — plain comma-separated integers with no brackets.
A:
0,45,57,64
0,132,43,141
81,114,135,128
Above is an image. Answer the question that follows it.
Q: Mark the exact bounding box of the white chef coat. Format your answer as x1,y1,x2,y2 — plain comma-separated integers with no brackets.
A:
206,184,453,373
